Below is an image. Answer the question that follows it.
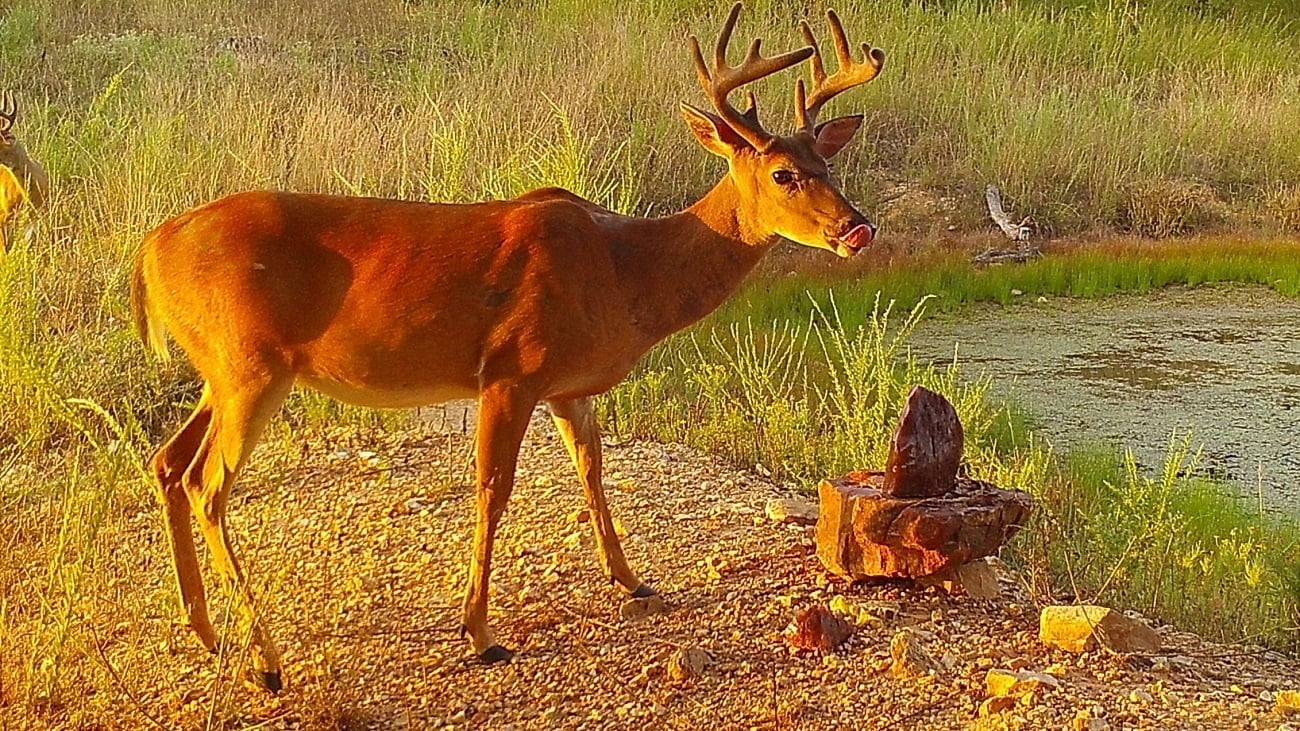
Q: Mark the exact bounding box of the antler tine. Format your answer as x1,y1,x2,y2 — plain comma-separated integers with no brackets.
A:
795,9,885,133
690,2,813,150
712,2,743,72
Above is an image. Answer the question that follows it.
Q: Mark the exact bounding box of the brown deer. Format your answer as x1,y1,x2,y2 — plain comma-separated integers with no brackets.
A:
0,91,50,251
131,3,883,691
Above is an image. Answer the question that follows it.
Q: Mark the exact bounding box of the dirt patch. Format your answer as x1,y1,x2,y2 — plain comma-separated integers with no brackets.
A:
3,415,1297,729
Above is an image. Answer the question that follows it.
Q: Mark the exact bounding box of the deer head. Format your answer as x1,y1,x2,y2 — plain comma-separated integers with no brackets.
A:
681,4,883,257
0,90,49,209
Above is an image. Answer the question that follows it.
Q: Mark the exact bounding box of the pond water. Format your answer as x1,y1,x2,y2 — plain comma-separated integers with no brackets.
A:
906,285,1300,512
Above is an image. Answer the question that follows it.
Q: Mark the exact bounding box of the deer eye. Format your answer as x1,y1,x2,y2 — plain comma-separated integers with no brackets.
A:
771,169,795,186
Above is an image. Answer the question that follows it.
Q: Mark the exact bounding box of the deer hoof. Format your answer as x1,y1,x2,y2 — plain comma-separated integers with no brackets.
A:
479,645,514,664
631,583,658,598
260,670,283,693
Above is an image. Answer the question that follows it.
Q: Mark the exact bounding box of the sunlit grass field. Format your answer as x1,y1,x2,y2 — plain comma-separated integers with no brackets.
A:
3,0,1300,721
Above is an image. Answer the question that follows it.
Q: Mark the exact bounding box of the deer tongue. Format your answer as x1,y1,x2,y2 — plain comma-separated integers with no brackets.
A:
839,224,872,252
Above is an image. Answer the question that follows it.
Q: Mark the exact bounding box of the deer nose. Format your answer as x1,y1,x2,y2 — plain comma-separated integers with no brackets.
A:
845,214,877,241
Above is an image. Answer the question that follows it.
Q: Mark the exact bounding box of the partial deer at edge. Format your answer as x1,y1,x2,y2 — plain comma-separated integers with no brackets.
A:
131,3,884,691
0,90,50,251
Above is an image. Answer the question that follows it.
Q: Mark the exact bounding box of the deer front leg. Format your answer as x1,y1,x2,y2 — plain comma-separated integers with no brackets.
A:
461,382,535,663
548,397,656,599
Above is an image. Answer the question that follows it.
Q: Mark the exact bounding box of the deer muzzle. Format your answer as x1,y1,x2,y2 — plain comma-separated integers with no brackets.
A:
835,220,876,257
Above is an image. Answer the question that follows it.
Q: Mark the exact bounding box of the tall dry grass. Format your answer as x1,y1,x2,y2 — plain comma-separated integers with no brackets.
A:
3,0,1300,723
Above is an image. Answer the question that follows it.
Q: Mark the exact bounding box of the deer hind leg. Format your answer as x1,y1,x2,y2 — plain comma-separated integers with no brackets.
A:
461,382,535,663
548,397,655,598
151,386,219,651
181,375,292,691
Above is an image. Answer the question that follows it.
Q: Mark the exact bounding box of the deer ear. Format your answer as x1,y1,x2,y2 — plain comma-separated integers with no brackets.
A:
813,115,863,159
680,102,751,158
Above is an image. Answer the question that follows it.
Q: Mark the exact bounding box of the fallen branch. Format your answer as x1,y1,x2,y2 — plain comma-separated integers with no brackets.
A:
971,246,1041,264
985,184,1031,242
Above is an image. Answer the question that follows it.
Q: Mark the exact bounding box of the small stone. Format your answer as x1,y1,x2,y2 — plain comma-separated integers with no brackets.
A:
1129,689,1153,703
986,668,1060,697
404,497,432,514
785,605,853,653
566,508,590,524
620,594,668,622
1276,690,1300,717
889,628,940,678
979,696,1016,716
1043,662,1068,678
828,595,856,618
954,560,1001,599
1039,605,1161,654
765,496,818,526
704,555,729,581
668,647,712,683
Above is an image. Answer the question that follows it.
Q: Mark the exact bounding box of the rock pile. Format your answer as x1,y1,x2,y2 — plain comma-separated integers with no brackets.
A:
815,386,1032,581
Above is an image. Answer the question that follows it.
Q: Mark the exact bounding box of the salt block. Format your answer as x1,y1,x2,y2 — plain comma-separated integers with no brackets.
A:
883,385,963,498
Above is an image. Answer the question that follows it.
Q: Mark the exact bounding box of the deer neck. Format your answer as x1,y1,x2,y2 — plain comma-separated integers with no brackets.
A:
618,176,776,343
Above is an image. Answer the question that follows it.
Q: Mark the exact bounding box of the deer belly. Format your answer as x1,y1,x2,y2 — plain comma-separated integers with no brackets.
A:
297,375,477,409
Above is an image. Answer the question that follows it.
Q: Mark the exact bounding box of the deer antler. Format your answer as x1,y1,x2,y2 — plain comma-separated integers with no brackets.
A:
794,9,885,133
689,3,813,150
0,91,15,138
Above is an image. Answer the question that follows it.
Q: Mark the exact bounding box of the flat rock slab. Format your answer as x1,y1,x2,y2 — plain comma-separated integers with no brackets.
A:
1039,604,1161,654
816,471,1033,580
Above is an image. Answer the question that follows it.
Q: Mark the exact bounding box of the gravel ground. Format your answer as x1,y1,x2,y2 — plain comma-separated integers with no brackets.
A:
7,406,1299,730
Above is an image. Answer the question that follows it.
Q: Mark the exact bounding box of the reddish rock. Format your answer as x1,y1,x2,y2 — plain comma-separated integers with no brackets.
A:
816,472,1032,580
784,605,853,653
883,385,964,498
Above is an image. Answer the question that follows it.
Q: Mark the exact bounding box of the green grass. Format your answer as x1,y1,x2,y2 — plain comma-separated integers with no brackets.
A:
726,237,1300,326
1028,440,1300,647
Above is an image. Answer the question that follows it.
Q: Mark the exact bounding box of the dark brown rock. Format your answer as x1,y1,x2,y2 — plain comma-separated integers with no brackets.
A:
784,605,853,653
882,385,963,498
816,472,1032,580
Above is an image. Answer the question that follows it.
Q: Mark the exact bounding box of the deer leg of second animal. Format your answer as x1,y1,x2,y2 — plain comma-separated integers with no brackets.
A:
182,376,292,691
548,397,656,598
461,382,535,663
151,387,218,652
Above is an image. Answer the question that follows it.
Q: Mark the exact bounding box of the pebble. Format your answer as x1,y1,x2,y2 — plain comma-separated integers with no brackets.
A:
668,647,712,683
620,594,669,622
